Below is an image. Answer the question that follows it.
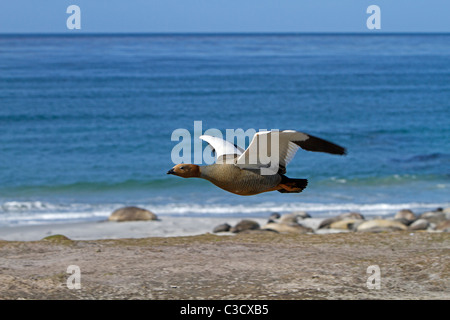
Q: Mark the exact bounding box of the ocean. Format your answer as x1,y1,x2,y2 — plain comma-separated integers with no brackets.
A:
0,33,449,226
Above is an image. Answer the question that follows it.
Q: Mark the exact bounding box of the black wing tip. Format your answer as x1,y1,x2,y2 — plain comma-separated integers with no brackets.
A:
321,143,346,156
294,135,347,156
336,146,347,156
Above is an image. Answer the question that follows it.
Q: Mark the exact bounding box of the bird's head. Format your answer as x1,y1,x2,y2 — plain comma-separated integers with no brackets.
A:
167,164,200,178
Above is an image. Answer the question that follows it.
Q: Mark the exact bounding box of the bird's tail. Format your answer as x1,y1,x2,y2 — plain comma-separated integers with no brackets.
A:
277,175,308,193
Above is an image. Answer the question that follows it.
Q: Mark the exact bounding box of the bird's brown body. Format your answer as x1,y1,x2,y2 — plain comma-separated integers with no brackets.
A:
200,164,281,196
167,163,307,195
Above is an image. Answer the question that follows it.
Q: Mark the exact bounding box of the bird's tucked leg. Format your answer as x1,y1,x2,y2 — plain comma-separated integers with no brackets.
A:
277,176,308,193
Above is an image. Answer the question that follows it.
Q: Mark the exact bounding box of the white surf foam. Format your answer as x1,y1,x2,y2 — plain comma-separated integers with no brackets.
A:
0,200,448,227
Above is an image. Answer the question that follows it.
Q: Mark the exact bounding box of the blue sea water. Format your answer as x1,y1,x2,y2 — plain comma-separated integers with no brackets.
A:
0,33,449,226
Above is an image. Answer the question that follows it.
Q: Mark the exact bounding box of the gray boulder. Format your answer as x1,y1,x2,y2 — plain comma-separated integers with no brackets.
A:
319,212,365,229
443,207,450,219
356,219,407,232
394,217,415,226
230,220,260,233
318,217,340,229
263,221,313,234
264,212,314,234
213,223,231,233
267,212,281,222
408,219,430,231
340,212,365,220
108,206,158,222
289,211,311,219
436,220,450,232
279,213,300,224
329,219,361,231
394,209,416,222
420,209,446,224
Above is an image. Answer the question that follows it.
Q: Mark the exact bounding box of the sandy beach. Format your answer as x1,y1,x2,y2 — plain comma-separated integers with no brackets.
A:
0,216,271,241
0,216,328,241
0,215,448,300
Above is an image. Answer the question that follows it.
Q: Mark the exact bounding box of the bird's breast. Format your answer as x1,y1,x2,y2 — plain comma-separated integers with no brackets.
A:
200,164,281,195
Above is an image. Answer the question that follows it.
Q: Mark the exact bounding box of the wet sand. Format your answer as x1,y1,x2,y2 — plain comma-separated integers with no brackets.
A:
0,217,272,241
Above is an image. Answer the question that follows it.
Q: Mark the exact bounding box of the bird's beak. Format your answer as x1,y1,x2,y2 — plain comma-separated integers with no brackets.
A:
167,168,175,175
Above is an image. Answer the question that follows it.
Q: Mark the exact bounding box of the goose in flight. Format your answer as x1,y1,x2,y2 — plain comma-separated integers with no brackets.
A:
167,130,346,196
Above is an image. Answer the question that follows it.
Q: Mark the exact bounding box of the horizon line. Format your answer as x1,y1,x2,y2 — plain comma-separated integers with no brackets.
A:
1,31,450,36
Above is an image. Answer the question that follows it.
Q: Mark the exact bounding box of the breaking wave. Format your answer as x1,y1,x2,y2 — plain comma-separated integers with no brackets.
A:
0,200,448,227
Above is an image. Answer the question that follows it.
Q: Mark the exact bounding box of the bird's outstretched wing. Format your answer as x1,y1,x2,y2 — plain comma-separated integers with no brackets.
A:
199,135,245,163
236,130,346,174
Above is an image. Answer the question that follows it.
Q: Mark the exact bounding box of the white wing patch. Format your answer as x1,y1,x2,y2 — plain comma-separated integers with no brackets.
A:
235,130,309,172
284,141,299,167
201,129,344,172
199,135,244,163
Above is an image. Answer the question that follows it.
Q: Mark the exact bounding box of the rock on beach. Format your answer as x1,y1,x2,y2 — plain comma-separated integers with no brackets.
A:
356,219,408,233
108,206,158,222
230,220,260,233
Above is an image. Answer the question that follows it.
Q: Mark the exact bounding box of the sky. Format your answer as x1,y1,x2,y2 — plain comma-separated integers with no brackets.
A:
0,0,449,34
